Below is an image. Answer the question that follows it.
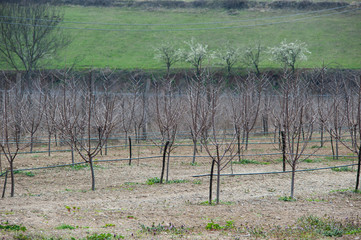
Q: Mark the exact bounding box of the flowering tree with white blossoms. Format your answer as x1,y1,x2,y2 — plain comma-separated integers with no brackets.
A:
182,38,214,76
216,43,240,75
268,40,311,73
243,43,264,75
154,42,182,76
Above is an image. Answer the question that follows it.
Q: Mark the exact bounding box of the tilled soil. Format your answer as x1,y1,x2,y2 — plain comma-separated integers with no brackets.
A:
0,144,360,239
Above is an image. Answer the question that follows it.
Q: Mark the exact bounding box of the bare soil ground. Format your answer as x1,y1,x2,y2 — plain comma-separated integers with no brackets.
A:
0,139,360,239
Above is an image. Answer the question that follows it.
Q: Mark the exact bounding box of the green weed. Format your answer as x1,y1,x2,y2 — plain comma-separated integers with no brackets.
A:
330,188,360,194
65,205,80,213
13,171,35,177
233,159,268,165
306,198,326,202
297,215,361,237
146,177,187,185
146,177,160,185
205,220,234,230
331,166,354,172
140,222,189,235
0,221,26,232
86,233,124,240
278,196,296,202
199,200,234,206
192,180,202,184
56,224,76,230
102,223,115,228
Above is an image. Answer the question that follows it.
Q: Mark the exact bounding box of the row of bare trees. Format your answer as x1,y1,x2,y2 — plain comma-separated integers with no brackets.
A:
0,69,360,201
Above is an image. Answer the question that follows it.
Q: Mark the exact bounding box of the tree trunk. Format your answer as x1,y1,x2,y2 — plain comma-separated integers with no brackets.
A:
129,137,132,166
89,156,95,191
48,133,51,157
216,161,221,205
281,131,286,172
71,145,74,165
237,133,241,162
104,140,108,155
192,140,197,164
320,124,324,147
166,151,171,182
290,165,296,199
30,132,34,153
245,130,250,151
10,161,14,197
262,114,268,135
355,145,361,191
2,170,8,198
209,159,215,205
160,141,169,184
330,134,335,160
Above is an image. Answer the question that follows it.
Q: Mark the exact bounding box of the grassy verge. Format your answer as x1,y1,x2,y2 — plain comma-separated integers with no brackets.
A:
47,6,361,70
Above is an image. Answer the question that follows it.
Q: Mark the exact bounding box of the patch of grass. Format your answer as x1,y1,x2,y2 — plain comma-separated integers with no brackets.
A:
13,171,35,177
124,182,138,186
102,223,115,228
86,233,124,240
190,162,198,166
167,179,188,184
331,166,354,172
192,180,202,185
146,177,187,185
205,220,234,231
127,215,135,219
330,188,361,194
306,198,326,202
146,177,161,185
278,196,296,202
245,215,361,238
324,156,351,161
297,215,361,237
56,224,76,230
140,222,189,235
247,225,267,238
67,164,104,171
233,159,268,165
0,221,26,232
304,158,322,163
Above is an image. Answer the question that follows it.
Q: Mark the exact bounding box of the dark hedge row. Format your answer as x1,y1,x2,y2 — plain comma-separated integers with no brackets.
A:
1,0,351,10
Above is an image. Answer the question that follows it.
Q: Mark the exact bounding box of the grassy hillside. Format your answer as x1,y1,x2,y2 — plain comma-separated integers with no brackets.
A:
54,6,361,69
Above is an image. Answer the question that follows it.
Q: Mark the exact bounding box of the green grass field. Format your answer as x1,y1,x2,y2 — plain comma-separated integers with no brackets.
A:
51,6,361,70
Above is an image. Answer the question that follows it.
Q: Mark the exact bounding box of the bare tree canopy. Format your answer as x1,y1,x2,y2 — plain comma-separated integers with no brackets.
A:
0,2,70,78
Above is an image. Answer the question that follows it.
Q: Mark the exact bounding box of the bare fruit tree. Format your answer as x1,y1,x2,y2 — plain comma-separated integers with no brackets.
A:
229,73,264,159
0,82,28,197
273,73,316,199
201,81,237,205
21,88,45,153
186,76,212,164
152,78,181,182
336,74,361,191
55,71,117,191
